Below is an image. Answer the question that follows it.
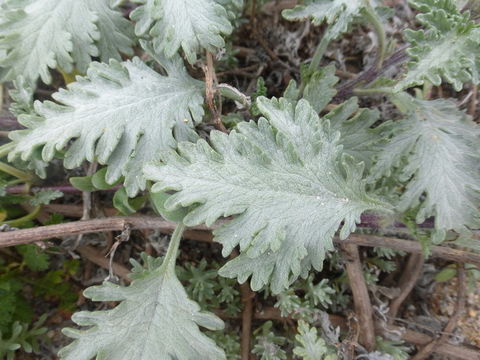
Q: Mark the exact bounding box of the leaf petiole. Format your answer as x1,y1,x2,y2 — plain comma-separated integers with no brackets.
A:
0,161,33,181
1,205,41,227
0,142,14,158
161,223,186,273
363,3,387,69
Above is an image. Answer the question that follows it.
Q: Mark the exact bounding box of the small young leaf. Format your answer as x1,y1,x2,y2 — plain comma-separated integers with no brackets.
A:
252,321,287,360
113,187,143,215
376,336,410,360
69,176,95,192
435,266,457,282
149,191,189,222
16,244,50,271
325,97,386,169
303,65,339,113
29,190,63,206
293,321,336,360
91,168,121,190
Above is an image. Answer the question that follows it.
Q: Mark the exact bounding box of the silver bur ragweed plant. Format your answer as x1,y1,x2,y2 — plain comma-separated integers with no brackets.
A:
0,0,479,358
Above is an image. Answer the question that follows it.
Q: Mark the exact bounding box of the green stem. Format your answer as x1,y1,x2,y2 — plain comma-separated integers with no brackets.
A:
162,223,186,273
6,178,25,187
0,161,32,181
298,31,332,98
353,87,395,96
364,4,387,69
0,142,14,158
218,84,251,107
2,206,41,227
309,34,331,73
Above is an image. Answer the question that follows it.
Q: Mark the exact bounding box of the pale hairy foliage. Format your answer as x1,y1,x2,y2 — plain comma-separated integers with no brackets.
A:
370,94,480,235
9,56,204,196
396,0,480,91
282,0,374,40
131,0,234,64
145,97,391,292
60,242,225,360
0,0,134,84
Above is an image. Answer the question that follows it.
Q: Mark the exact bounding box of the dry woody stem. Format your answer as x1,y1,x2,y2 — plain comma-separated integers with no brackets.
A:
341,243,376,351
2,217,479,267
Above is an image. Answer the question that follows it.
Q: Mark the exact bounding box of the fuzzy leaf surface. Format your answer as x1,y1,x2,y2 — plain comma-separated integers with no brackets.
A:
303,65,339,113
293,321,336,360
145,97,391,293
325,98,386,169
396,0,480,91
131,0,233,64
370,94,480,234
9,57,204,197
282,0,372,40
290,66,386,170
59,254,225,360
0,0,134,84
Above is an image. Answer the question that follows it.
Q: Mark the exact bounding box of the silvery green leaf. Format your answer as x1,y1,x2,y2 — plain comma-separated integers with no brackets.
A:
9,57,204,197
0,0,134,85
145,97,391,293
131,0,233,64
395,0,480,91
303,65,339,113
293,321,336,360
59,252,225,360
325,97,387,169
217,0,244,21
29,190,63,206
8,77,34,117
282,0,373,40
370,93,480,234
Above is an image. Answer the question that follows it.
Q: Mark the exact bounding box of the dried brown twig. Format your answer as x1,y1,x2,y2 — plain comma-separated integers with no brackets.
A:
240,282,254,360
19,216,476,359
341,243,376,351
387,253,425,322
2,217,480,267
411,265,468,360
203,51,226,132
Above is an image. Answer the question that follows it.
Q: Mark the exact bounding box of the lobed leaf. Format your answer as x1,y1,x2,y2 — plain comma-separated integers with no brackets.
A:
396,0,480,91
0,0,134,85
145,96,391,293
131,0,234,64
59,254,225,360
282,0,373,40
325,98,386,169
303,65,339,113
293,321,336,360
9,56,204,197
370,93,480,235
